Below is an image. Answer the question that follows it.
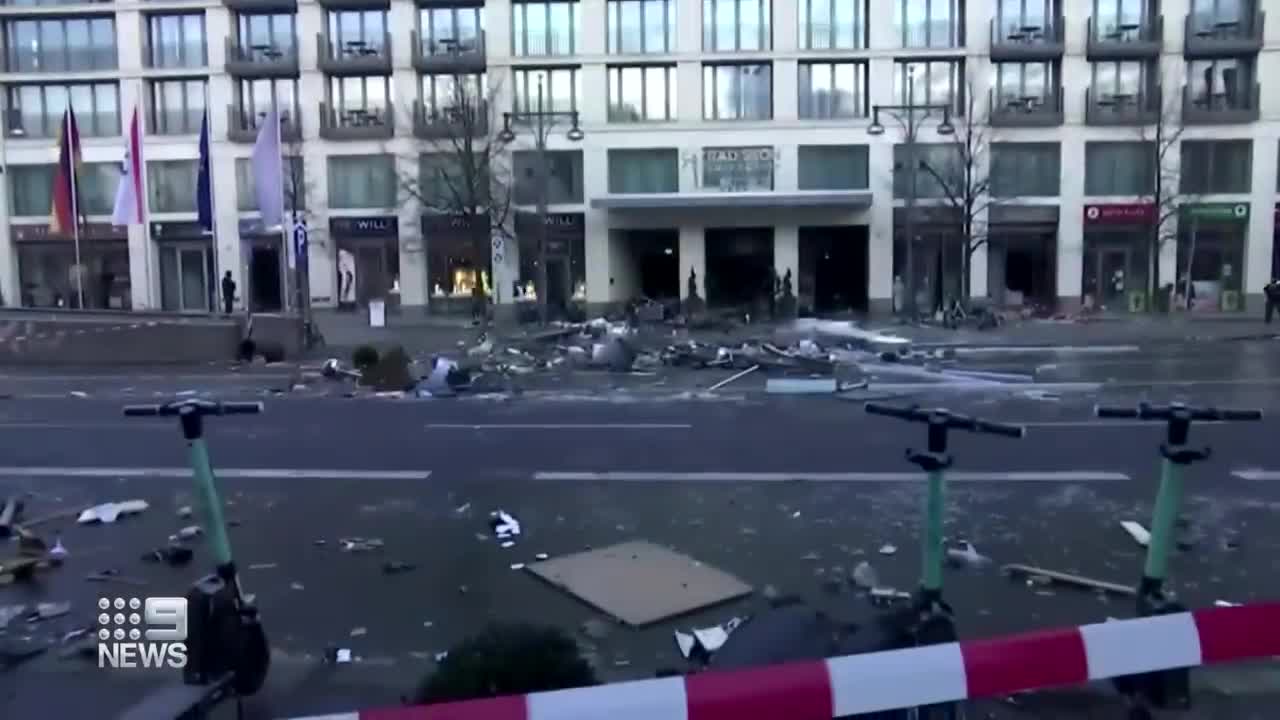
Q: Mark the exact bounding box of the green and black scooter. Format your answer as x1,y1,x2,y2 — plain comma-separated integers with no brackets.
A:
116,399,270,720
1094,401,1261,713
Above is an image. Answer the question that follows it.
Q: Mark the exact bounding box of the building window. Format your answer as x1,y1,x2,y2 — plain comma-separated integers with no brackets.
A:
893,143,961,198
420,6,484,52
1187,58,1253,109
798,145,868,190
1093,0,1149,33
512,67,580,114
703,0,772,51
993,61,1056,104
1189,0,1250,34
513,150,583,204
1091,60,1151,98
1084,141,1153,196
327,154,396,209
237,13,296,56
147,160,200,214
329,76,391,114
996,0,1053,38
893,0,961,48
4,17,117,73
1180,140,1252,195
236,156,304,211
607,65,675,121
422,73,486,115
703,63,772,120
608,148,678,193
894,60,963,113
7,82,119,138
148,79,206,135
326,10,388,54
798,0,867,49
417,154,470,208
7,163,115,216
798,61,867,119
607,0,675,54
146,13,207,69
990,142,1060,197
234,78,299,125
512,0,580,56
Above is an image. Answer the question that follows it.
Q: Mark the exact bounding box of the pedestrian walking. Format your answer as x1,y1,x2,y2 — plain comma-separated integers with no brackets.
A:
221,271,236,314
1265,279,1280,323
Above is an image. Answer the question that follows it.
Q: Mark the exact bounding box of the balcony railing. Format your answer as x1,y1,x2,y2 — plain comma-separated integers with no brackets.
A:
1086,15,1164,58
411,30,486,73
225,38,299,77
1184,11,1264,58
319,103,394,140
316,33,392,75
989,87,1064,127
226,102,301,143
222,0,296,12
317,0,388,10
1085,86,1161,126
988,16,1065,60
1181,83,1261,124
413,100,489,140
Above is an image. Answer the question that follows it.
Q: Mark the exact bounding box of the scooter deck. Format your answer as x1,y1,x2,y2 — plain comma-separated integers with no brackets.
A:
115,672,235,720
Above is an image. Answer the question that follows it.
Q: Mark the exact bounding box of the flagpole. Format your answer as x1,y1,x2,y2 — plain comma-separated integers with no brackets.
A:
136,100,153,309
67,110,84,309
200,104,219,313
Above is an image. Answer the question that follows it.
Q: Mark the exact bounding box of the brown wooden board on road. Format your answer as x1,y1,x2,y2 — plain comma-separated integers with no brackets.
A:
526,540,754,627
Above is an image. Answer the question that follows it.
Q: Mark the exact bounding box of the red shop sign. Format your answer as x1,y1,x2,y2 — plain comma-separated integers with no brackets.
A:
1083,204,1156,225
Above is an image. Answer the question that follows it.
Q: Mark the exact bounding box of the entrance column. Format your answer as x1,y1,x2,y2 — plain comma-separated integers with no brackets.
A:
969,206,989,300
867,142,894,313
679,226,705,299
774,226,798,290
1057,137,1085,309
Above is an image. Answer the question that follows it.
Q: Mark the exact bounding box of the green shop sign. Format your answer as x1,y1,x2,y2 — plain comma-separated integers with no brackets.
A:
1181,202,1250,223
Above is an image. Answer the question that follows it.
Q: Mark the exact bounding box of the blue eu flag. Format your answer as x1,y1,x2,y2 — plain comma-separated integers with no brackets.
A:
196,112,213,232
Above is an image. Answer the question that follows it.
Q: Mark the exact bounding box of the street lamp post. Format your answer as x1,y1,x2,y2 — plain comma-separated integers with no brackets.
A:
498,77,584,324
868,69,955,318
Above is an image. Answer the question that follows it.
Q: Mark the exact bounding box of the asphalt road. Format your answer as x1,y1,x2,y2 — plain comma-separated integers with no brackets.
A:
1,339,1280,719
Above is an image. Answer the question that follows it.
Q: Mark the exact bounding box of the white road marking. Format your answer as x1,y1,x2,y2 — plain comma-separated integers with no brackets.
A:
425,423,693,430
0,467,430,480
1231,470,1280,481
532,471,1129,482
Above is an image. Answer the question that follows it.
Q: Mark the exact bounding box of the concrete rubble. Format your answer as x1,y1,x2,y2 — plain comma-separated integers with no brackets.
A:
307,316,1103,399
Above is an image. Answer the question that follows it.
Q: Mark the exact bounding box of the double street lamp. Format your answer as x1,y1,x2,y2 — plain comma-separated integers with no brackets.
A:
498,77,585,324
867,68,955,318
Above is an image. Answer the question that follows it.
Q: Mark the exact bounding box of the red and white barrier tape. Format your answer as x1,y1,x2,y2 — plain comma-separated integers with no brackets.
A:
284,603,1280,720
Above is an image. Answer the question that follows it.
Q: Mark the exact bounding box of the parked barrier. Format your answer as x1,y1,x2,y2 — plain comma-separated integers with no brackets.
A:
281,602,1280,720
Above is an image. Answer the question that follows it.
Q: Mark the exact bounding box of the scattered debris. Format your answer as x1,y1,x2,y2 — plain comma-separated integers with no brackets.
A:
510,563,526,571
69,391,89,399
339,537,385,552
878,544,898,556
173,525,203,541
0,496,23,538
248,563,278,571
946,541,992,568
48,538,68,560
85,569,147,586
869,587,913,607
1003,564,1135,596
1120,521,1151,547
350,627,368,637
0,604,26,629
534,552,550,561
675,617,744,660
176,506,193,519
707,365,759,392
31,601,70,620
851,561,879,590
382,561,415,574
78,500,149,525
1214,600,1241,607
490,510,521,541
141,545,193,567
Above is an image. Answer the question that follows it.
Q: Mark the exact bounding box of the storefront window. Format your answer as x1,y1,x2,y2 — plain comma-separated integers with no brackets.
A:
1177,226,1244,312
429,241,491,299
17,241,131,309
335,238,399,306
515,220,585,309
1082,232,1150,312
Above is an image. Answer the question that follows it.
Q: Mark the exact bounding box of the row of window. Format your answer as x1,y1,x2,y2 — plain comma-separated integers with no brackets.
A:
9,137,1263,220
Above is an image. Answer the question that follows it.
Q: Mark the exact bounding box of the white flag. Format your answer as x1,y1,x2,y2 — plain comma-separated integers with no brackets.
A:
111,106,144,226
250,106,284,228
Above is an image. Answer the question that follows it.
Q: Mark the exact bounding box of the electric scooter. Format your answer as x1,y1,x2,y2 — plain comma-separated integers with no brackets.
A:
1093,401,1262,712
710,404,1023,719
116,399,270,720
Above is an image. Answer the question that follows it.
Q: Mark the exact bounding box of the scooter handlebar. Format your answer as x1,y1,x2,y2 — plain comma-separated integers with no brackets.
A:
122,400,265,417
864,403,1026,438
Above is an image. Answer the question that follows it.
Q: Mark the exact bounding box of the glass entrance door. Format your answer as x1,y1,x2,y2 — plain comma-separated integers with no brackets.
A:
160,243,212,312
1098,247,1130,308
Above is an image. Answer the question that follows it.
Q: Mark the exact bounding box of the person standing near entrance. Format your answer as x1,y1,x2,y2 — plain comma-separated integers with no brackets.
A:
1265,279,1280,323
221,271,236,314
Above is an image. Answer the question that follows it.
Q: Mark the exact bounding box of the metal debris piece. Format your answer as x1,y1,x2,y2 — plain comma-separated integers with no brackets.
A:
32,601,70,620
48,537,68,560
878,544,897,556
1003,563,1135,596
510,563,526,570
176,506,193,519
851,561,879,590
350,627,368,637
766,378,838,395
0,604,26,629
707,365,759,392
78,499,149,524
340,537,384,552
870,587,912,607
1120,521,1151,547
946,541,992,568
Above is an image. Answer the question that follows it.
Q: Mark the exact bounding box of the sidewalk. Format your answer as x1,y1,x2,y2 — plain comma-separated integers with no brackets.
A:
885,315,1280,348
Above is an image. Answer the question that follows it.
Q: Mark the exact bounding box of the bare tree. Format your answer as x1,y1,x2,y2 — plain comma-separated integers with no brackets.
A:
1137,78,1194,309
281,137,317,226
391,72,512,329
914,84,997,306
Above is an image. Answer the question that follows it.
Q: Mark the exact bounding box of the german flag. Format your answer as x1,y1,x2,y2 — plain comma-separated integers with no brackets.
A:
49,107,82,236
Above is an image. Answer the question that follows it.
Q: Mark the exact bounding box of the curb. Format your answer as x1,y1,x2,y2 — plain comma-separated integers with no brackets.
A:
279,602,1280,720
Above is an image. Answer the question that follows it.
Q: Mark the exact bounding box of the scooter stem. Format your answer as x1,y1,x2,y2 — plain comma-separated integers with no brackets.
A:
922,469,946,593
189,438,234,568
1143,458,1184,585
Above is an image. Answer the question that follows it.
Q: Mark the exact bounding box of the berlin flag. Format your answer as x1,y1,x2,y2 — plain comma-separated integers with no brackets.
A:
110,106,145,226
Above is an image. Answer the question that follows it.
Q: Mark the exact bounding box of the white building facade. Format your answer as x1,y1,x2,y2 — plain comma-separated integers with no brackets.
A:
0,0,1276,316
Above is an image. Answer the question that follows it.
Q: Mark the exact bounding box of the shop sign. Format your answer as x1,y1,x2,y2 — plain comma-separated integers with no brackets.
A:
150,221,211,240
1082,204,1155,225
329,216,398,237
11,223,127,241
701,146,775,192
1181,202,1249,223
